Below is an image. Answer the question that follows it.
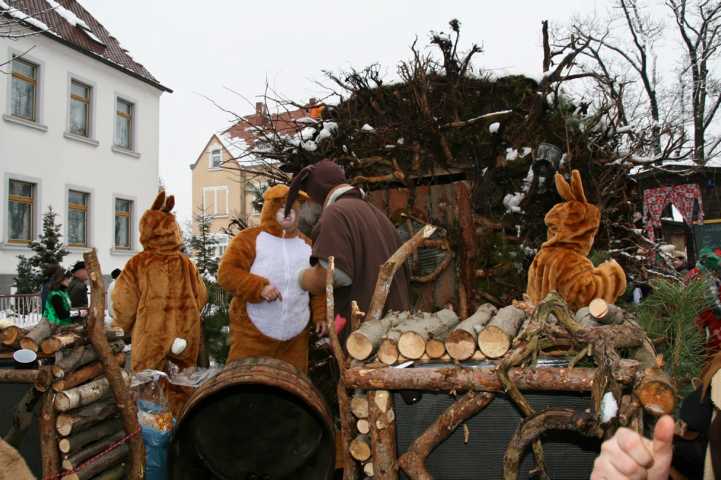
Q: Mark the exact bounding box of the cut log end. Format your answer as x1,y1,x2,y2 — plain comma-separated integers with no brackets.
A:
398,331,426,360
357,418,370,435
425,338,446,359
589,298,608,319
445,330,476,361
19,338,39,352
350,435,372,462
363,461,375,477
347,332,374,361
377,340,399,365
477,326,510,359
351,396,370,419
635,382,676,416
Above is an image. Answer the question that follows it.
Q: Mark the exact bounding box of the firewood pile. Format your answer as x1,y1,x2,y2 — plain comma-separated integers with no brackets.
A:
323,228,676,480
0,250,144,480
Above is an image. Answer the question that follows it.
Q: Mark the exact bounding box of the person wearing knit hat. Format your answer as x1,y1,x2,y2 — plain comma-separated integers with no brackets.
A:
287,159,410,337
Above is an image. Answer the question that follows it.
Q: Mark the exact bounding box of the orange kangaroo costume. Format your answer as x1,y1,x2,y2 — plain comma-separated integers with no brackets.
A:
527,170,626,309
218,185,325,373
112,191,208,372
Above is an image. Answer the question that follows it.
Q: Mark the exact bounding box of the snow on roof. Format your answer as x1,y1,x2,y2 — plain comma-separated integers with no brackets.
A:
0,0,52,32
46,0,86,29
218,131,268,167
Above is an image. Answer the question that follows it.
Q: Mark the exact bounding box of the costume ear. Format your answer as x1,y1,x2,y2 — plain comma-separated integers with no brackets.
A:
569,170,587,203
554,173,573,201
163,195,175,213
151,191,166,210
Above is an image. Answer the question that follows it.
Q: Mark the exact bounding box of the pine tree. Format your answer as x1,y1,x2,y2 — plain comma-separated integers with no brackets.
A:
190,208,219,277
14,207,69,293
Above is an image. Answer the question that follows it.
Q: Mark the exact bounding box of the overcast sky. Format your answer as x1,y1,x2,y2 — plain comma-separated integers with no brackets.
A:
81,0,664,222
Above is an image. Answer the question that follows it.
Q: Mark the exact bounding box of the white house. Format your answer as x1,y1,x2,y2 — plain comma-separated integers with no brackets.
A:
0,0,171,293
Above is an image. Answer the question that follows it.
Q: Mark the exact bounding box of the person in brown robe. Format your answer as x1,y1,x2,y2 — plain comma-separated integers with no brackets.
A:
284,159,410,337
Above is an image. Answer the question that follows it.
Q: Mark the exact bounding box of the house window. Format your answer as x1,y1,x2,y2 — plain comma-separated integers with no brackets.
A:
210,149,222,169
215,234,229,257
8,179,35,243
68,190,89,247
203,186,229,217
69,80,91,137
11,58,38,121
114,198,133,249
114,98,133,149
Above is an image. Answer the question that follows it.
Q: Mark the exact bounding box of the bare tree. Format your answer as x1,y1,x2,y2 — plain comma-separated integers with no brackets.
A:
666,0,721,163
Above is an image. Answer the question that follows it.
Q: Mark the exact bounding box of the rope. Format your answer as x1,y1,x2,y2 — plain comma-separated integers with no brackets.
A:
44,425,141,480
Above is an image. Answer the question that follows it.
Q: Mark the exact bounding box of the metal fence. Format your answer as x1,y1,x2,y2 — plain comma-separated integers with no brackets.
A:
0,293,42,328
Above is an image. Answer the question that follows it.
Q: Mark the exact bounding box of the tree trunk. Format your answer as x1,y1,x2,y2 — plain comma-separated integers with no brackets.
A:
53,353,125,393
61,443,128,480
61,431,125,471
58,418,123,454
19,318,53,352
343,362,640,392
41,332,84,355
56,399,118,436
368,390,397,480
347,312,410,361
477,306,526,358
83,249,144,480
40,391,60,479
397,309,459,360
55,370,128,412
350,434,372,462
446,304,496,361
399,391,494,480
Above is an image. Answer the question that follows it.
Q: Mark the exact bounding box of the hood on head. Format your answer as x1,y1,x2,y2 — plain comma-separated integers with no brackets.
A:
261,184,308,234
284,159,346,217
140,191,183,254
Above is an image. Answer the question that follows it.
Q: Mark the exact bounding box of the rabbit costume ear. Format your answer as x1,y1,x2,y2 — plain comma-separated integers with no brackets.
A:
162,195,175,213
151,191,166,210
554,170,587,203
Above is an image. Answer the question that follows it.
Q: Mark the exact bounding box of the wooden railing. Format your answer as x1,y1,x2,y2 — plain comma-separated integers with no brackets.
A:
0,293,42,328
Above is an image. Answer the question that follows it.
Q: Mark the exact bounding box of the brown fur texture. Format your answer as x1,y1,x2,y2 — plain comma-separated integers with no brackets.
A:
527,170,626,309
112,191,208,372
218,185,325,373
0,439,34,480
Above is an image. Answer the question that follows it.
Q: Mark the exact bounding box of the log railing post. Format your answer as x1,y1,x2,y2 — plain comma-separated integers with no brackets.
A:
39,391,60,479
368,390,398,480
83,249,145,479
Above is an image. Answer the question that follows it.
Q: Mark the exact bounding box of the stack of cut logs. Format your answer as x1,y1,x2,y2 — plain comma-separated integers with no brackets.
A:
349,392,374,478
2,319,131,480
346,303,531,364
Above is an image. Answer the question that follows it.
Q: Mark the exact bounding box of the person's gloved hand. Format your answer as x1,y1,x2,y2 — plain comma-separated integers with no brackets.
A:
591,415,674,480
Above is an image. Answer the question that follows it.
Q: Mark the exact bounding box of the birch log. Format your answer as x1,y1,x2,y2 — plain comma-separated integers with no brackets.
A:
588,299,624,325
445,304,496,361
346,312,409,361
397,309,459,360
2,326,24,347
61,431,125,471
53,353,125,393
61,443,128,480
19,319,53,352
56,398,117,436
477,306,526,358
58,418,123,454
41,333,84,355
52,341,124,378
54,371,128,412
351,393,370,419
350,434,372,461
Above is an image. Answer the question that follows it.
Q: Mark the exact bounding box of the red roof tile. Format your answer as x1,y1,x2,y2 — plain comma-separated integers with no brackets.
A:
2,0,171,92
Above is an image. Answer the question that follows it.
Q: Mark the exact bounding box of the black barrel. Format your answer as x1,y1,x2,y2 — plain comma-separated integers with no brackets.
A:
169,357,335,480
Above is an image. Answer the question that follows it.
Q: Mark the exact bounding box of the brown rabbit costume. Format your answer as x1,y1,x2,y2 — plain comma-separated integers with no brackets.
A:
112,191,208,372
527,170,626,309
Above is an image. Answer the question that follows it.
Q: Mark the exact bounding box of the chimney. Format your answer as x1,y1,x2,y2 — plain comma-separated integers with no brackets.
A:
308,97,318,106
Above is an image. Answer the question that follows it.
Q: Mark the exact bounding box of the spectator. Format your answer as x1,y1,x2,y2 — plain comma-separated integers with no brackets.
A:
68,261,89,308
107,268,122,320
44,269,86,326
39,263,62,311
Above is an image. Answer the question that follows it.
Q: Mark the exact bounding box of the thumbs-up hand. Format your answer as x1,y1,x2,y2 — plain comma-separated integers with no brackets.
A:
591,415,674,480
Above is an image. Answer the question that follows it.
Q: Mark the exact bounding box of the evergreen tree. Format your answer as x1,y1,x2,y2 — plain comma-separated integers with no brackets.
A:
14,207,69,293
190,208,219,277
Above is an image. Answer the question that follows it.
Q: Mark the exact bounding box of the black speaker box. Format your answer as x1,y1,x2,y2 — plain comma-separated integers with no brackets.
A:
394,390,600,480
